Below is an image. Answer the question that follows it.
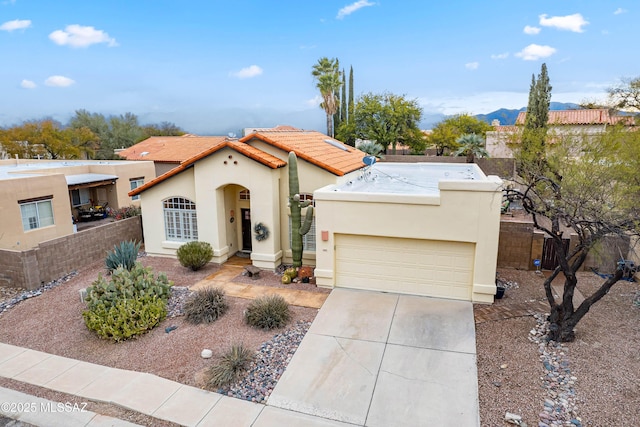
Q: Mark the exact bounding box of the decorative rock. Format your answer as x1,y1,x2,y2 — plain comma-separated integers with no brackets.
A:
505,412,522,424
201,349,213,359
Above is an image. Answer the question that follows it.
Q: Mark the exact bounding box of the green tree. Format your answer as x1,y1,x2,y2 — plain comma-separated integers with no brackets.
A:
69,110,109,158
353,92,424,155
16,119,80,159
428,114,492,156
340,68,347,124
312,57,342,137
519,63,552,176
357,140,385,157
509,126,640,342
141,121,185,138
453,133,489,163
348,66,354,123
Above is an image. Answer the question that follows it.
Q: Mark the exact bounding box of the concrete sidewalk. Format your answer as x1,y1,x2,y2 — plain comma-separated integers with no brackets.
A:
268,288,480,427
0,288,479,426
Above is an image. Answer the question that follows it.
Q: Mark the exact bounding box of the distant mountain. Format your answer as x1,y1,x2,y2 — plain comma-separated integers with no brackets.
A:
475,102,581,126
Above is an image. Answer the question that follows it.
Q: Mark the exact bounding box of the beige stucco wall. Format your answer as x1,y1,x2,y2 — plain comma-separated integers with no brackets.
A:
0,174,73,250
314,176,503,303
136,143,356,269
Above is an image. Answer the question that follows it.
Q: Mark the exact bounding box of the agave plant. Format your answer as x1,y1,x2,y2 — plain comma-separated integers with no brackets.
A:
105,240,141,272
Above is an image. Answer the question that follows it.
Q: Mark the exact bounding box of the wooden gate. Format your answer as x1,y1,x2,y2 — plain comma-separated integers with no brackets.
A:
542,237,570,270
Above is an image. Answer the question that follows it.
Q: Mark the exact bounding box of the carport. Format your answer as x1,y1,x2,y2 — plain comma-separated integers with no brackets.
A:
313,163,502,303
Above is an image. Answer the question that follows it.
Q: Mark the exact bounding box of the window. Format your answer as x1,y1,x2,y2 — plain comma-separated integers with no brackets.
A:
71,188,90,207
163,197,198,241
289,214,316,251
299,193,314,206
19,198,55,231
130,177,144,201
239,189,250,200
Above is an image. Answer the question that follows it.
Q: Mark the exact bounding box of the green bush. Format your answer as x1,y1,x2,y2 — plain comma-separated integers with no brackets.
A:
105,240,141,272
183,287,228,324
82,295,167,342
244,295,291,330
176,241,214,271
83,262,172,341
207,344,254,388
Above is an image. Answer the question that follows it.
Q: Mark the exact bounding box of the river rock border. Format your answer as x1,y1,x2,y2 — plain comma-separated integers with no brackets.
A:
528,313,583,427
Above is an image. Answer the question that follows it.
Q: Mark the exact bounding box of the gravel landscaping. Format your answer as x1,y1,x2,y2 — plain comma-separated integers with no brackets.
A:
476,268,640,426
1,257,639,426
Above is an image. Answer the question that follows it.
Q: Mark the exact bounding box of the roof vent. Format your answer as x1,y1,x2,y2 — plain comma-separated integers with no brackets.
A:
323,139,348,151
140,151,149,157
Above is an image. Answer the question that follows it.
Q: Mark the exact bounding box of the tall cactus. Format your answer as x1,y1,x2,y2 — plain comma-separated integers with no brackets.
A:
288,151,314,268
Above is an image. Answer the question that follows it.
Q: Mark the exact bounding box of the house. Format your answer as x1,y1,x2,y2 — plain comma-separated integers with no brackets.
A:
486,109,635,158
129,127,367,270
0,159,154,250
130,127,503,302
116,134,228,177
314,162,502,303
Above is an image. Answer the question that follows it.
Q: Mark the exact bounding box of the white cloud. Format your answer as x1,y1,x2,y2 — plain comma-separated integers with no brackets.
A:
306,95,323,108
614,8,627,15
229,65,263,79
515,44,557,61
491,52,509,60
523,25,541,35
336,0,374,20
0,19,31,32
49,24,117,48
44,75,75,87
539,13,589,33
20,79,36,89
465,62,479,70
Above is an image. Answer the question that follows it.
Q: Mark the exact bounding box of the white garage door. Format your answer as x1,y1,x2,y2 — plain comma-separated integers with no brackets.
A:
335,234,475,300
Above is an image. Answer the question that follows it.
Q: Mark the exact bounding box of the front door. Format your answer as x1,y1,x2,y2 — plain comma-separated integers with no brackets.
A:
241,208,252,251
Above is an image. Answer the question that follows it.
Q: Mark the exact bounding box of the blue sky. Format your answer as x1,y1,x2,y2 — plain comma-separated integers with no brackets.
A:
1,1,637,134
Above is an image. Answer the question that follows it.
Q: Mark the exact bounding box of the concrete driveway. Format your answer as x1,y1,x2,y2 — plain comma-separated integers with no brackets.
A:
268,288,480,427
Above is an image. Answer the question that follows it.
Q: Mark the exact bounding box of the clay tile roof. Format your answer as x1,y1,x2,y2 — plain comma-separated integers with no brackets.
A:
515,109,634,126
117,136,227,163
128,139,286,197
239,129,366,176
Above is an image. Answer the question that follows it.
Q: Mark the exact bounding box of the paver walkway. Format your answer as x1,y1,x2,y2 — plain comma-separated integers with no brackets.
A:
191,258,329,309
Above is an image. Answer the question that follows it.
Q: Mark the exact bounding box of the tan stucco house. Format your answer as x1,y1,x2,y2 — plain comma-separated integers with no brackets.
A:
486,109,635,158
129,128,367,270
130,127,504,302
0,159,154,250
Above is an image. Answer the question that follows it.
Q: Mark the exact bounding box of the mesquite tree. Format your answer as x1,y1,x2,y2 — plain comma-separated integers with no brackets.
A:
509,126,640,342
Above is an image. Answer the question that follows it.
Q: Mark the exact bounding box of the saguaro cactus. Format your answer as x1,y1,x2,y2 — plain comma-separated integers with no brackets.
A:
288,151,314,268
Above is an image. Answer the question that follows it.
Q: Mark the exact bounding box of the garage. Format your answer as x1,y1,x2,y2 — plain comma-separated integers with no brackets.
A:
313,162,503,303
335,234,475,300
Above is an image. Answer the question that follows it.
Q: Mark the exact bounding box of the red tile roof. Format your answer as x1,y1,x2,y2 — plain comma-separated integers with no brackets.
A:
129,138,287,197
240,129,366,176
128,127,366,197
515,109,634,125
117,136,227,163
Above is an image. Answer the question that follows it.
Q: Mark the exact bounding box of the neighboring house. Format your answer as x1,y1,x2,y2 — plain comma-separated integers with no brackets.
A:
0,159,154,250
117,134,227,177
129,128,367,270
486,109,635,158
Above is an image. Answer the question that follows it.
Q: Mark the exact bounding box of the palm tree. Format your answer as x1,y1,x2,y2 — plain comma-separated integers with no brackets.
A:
312,57,342,137
454,133,489,163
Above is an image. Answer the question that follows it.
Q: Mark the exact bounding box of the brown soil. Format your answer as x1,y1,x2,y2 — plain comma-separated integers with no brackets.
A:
476,268,640,426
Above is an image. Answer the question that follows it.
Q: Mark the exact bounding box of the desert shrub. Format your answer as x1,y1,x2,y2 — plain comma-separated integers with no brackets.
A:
82,295,167,342
244,294,291,330
183,287,228,324
207,344,254,388
176,241,214,271
105,240,141,272
83,262,172,341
